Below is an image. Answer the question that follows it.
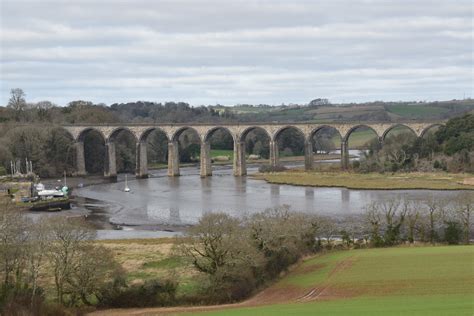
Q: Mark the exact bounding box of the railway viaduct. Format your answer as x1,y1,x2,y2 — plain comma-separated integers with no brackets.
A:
62,122,443,178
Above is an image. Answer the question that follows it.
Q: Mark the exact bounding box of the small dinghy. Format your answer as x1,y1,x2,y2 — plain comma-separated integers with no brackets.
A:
124,174,131,192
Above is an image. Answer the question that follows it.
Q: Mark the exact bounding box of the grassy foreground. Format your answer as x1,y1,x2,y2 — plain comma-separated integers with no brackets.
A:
189,246,474,316
259,171,474,190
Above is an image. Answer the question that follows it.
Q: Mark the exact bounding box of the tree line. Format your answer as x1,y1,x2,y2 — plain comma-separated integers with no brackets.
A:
356,114,474,173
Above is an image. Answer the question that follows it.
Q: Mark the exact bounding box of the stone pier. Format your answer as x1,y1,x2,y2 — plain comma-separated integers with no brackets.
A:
135,141,148,178
233,140,246,176
341,139,349,170
269,140,279,167
167,140,180,177
304,138,313,171
200,141,212,177
104,142,117,178
74,141,87,176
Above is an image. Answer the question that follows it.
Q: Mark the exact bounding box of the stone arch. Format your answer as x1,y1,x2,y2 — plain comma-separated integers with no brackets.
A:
420,123,444,138
200,126,235,177
204,126,235,143
310,125,343,141
310,125,343,154
171,126,202,143
381,124,417,141
343,124,380,143
239,126,271,142
77,128,107,175
272,125,306,164
139,127,170,143
272,125,305,142
77,127,106,143
107,127,138,143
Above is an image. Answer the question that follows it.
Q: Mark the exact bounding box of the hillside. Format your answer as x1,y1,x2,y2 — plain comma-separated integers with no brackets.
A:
219,99,474,123
92,245,474,316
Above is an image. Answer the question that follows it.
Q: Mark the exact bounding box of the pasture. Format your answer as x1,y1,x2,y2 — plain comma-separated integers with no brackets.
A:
191,246,474,316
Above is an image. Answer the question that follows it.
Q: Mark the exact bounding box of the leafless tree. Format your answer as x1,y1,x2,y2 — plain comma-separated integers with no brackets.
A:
452,192,473,244
25,217,50,306
7,88,27,121
405,201,421,244
47,216,95,304
65,244,121,306
0,200,30,287
423,196,447,244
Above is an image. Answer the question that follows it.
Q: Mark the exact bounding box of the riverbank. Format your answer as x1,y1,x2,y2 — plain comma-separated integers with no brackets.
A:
256,170,474,190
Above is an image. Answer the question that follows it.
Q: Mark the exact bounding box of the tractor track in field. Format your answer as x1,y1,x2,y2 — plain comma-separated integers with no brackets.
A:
297,255,355,302
90,255,356,316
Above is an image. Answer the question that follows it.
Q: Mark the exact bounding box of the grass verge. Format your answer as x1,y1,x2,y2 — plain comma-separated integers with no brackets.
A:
258,171,474,190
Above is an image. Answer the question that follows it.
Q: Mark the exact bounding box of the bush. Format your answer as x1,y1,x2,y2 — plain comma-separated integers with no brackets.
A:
444,221,463,245
98,278,177,308
258,164,287,173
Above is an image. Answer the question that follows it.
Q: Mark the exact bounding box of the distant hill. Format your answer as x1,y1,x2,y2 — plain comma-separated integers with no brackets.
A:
214,99,474,123
1,97,473,124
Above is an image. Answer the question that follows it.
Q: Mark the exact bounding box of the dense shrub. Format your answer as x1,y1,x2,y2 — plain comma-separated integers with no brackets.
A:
98,278,177,308
258,164,287,173
444,221,463,245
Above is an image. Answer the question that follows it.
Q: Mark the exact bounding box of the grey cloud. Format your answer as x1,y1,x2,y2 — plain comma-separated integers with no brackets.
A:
1,0,472,105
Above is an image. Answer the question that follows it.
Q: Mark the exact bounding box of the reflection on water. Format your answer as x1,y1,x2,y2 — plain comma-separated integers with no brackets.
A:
74,165,464,229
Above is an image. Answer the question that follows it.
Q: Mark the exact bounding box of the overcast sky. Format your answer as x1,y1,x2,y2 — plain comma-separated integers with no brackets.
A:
0,0,472,106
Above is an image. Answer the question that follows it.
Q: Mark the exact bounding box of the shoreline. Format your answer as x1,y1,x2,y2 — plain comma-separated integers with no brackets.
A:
255,171,474,191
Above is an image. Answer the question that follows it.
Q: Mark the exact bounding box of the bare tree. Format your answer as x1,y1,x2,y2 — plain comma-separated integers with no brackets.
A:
317,216,338,247
423,197,447,244
65,244,121,306
25,217,51,307
0,200,30,287
47,216,95,304
405,201,421,244
7,88,27,121
453,192,473,244
365,202,383,246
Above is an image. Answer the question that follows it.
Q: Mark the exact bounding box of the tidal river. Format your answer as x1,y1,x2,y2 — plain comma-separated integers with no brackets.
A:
69,164,463,239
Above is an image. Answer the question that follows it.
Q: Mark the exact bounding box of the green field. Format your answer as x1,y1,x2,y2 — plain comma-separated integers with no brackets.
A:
210,149,234,159
387,104,450,119
190,246,474,316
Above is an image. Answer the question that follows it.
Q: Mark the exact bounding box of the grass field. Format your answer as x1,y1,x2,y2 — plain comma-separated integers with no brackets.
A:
97,238,201,297
189,246,474,316
260,171,474,190
210,149,234,159
387,104,450,119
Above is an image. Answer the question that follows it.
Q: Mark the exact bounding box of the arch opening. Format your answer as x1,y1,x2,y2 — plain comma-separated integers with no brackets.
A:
144,128,169,169
173,127,201,165
345,125,379,150
205,127,234,168
81,128,106,175
241,127,271,161
311,126,342,155
383,124,417,141
273,126,305,166
420,124,442,138
109,128,137,174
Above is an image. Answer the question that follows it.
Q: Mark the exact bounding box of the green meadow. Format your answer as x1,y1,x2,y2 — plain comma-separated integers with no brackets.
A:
190,246,474,316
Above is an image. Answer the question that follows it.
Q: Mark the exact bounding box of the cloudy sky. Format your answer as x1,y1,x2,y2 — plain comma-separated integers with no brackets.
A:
0,0,472,106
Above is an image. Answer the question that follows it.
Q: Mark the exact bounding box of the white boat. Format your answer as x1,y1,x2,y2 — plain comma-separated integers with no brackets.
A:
124,174,131,192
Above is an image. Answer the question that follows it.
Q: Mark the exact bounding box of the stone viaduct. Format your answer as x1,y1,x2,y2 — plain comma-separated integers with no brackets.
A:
62,122,443,179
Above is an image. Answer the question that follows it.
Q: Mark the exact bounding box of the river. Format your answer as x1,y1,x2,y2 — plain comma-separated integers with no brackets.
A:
68,161,463,239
